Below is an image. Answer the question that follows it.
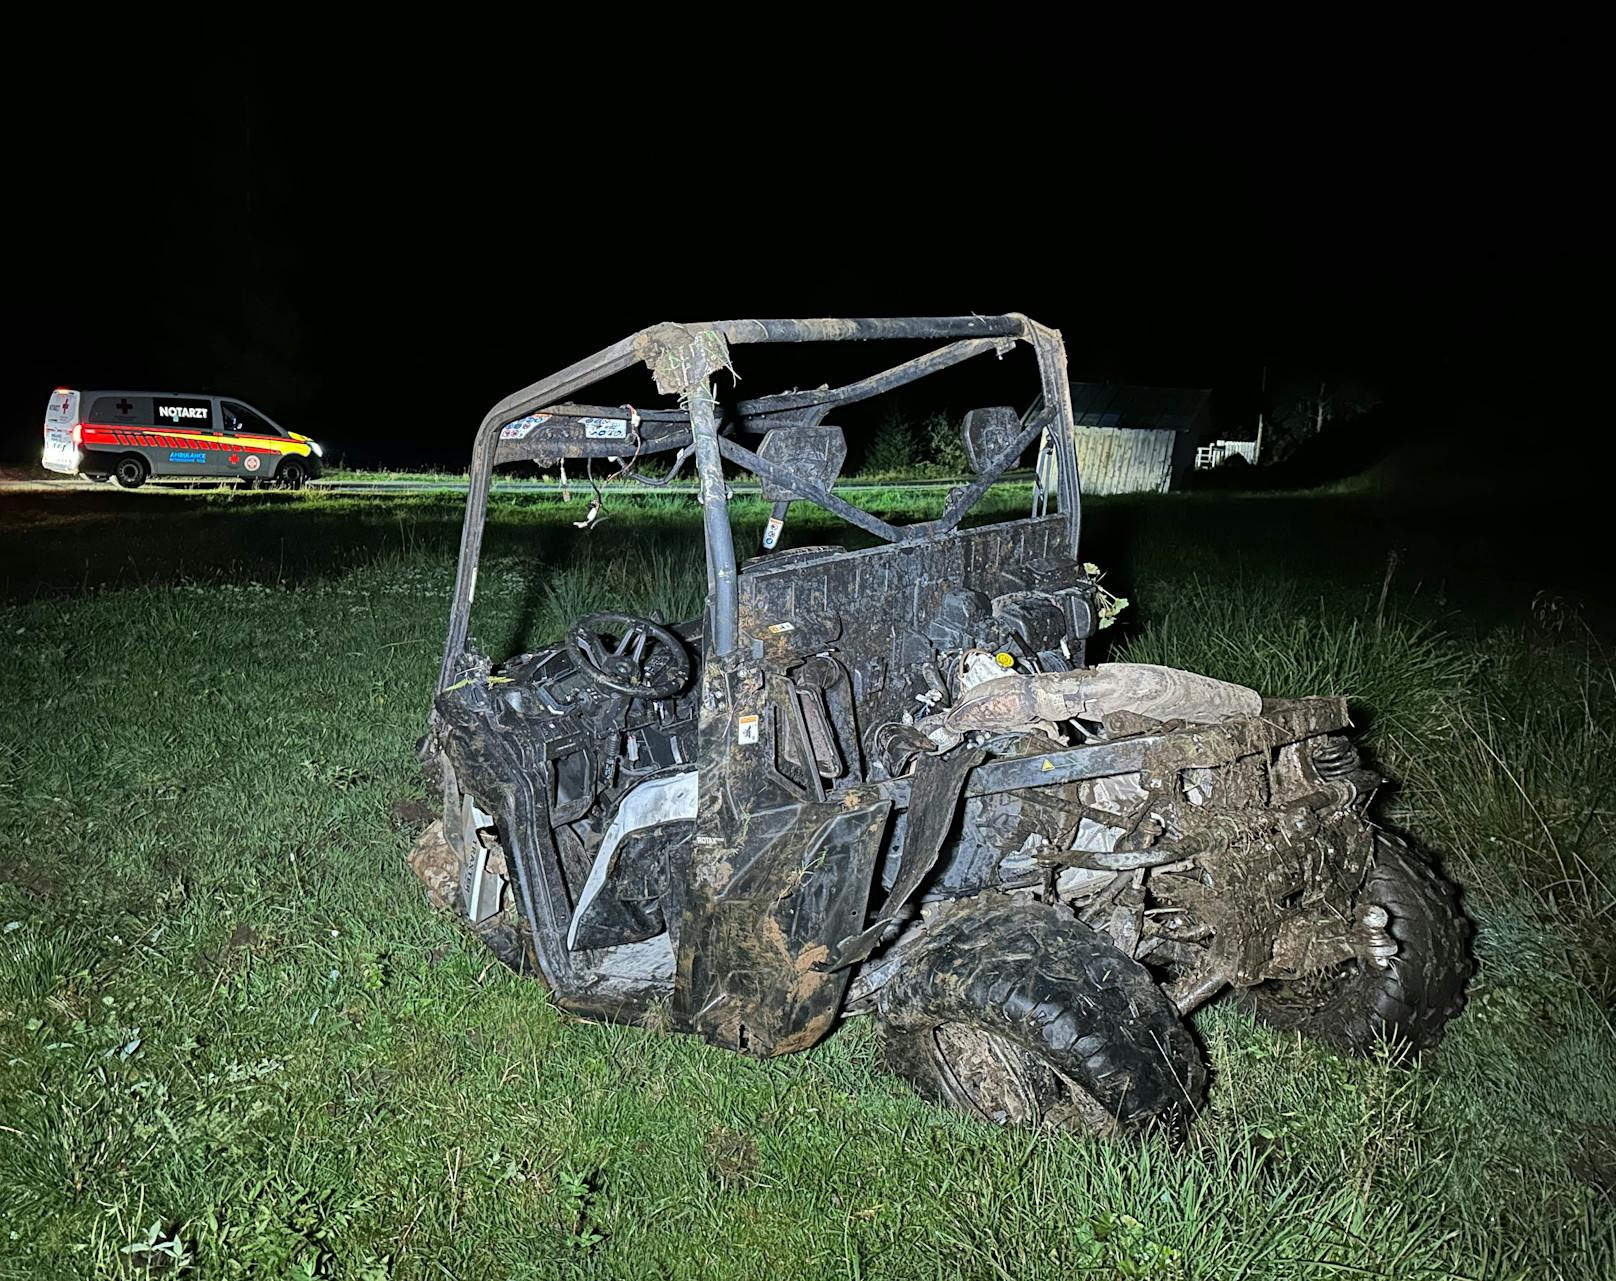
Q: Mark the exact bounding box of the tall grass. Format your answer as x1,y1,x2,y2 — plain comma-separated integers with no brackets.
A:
1118,575,1477,741
1120,577,1614,940
1400,632,1616,997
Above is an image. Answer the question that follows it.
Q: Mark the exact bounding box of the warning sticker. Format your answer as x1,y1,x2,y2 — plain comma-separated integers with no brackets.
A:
766,622,795,634
500,414,550,440
737,713,760,745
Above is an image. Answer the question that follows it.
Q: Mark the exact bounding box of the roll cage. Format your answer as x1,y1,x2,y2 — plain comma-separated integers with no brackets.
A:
439,315,1083,689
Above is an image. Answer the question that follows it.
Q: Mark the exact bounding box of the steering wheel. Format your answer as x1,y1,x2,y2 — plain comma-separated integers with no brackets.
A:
565,611,692,699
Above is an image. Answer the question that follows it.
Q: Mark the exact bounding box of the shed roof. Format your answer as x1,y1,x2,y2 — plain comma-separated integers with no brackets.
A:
1069,383,1210,433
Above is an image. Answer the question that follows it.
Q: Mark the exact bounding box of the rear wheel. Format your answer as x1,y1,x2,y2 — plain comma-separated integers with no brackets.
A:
276,458,308,490
113,455,147,489
1245,838,1470,1055
876,897,1205,1136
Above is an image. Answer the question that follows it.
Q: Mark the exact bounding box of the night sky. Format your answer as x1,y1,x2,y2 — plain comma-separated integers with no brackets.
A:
5,37,1600,482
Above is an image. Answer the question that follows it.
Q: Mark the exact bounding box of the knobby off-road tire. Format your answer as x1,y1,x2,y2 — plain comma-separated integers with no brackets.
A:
876,896,1206,1137
1246,837,1471,1056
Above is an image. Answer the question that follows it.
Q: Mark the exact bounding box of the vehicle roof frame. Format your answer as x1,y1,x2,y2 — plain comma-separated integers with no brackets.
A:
439,315,1082,691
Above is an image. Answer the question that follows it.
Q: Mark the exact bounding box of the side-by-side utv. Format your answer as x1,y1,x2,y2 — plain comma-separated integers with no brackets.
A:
413,316,1469,1135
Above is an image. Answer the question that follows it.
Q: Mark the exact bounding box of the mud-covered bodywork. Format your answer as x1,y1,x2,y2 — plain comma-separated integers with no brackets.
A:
418,315,1469,1118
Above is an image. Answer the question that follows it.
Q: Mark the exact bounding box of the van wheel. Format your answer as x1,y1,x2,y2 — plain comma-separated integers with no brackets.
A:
114,456,148,489
276,459,308,490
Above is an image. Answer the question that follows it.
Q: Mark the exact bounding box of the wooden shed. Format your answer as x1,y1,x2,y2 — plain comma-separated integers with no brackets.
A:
1068,384,1209,495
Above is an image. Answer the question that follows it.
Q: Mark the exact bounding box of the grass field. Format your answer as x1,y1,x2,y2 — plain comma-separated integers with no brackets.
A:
1,481,1612,1279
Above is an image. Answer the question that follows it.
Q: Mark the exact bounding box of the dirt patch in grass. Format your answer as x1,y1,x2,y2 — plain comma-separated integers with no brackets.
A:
1,859,61,900
705,1126,760,1188
1575,1125,1616,1206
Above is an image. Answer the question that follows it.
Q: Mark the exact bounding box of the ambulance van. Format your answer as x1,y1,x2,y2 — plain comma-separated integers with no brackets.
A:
42,390,323,489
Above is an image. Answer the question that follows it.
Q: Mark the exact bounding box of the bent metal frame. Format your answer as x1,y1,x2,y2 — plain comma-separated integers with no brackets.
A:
438,315,1083,693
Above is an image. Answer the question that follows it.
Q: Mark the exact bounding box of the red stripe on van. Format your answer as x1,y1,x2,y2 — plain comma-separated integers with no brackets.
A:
81,424,291,456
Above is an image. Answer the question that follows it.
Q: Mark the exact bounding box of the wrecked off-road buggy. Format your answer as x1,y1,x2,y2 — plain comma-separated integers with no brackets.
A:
413,315,1470,1136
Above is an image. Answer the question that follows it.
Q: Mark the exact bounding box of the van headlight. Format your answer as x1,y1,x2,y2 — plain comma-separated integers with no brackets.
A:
310,441,324,458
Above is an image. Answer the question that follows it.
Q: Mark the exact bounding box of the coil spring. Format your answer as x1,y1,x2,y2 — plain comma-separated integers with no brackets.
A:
1310,737,1360,780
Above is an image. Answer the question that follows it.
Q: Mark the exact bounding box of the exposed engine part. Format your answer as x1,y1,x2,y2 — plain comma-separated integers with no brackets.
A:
991,593,1069,656
925,589,994,651
957,648,1018,694
922,663,1263,750
1055,865,1114,902
869,721,935,780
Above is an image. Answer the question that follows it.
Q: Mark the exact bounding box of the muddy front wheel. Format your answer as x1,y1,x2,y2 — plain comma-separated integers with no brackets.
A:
1245,838,1471,1055
876,897,1205,1136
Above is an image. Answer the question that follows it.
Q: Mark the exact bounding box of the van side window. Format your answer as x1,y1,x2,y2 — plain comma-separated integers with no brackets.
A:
89,395,154,425
222,401,279,437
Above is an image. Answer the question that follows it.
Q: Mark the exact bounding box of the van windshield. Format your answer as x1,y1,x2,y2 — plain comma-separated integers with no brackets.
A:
222,402,279,437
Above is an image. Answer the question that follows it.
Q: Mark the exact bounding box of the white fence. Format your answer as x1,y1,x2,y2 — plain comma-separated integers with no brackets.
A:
1195,439,1259,470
